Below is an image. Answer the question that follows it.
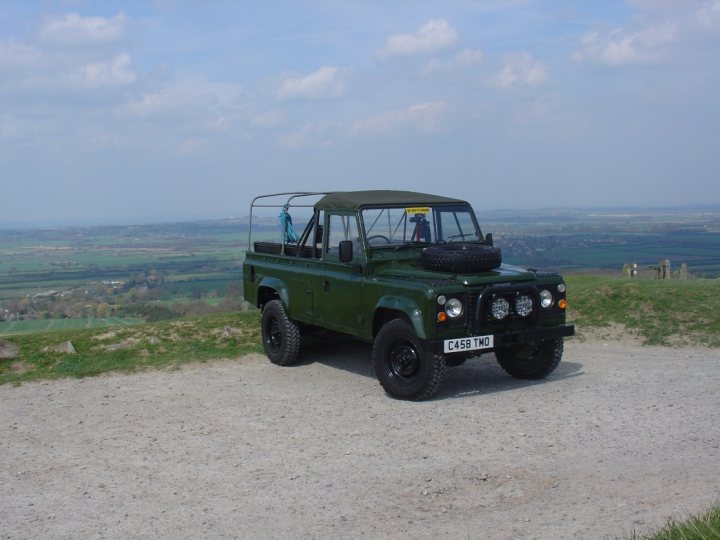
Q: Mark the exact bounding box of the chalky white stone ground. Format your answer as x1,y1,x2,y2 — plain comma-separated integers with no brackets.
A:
2,339,719,539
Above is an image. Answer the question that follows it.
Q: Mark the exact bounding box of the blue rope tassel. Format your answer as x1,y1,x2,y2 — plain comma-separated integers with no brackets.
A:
279,204,299,244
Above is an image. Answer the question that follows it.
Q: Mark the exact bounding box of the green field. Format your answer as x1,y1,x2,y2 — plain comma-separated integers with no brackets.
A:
0,317,143,337
484,207,720,277
0,220,262,303
1,209,719,333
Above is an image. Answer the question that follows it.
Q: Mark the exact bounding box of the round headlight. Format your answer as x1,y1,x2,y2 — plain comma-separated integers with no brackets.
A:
445,298,463,318
515,294,533,317
491,297,510,320
539,289,554,308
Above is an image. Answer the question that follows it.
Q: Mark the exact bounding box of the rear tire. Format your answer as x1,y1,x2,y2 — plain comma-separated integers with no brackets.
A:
372,320,446,400
495,338,563,379
261,300,301,366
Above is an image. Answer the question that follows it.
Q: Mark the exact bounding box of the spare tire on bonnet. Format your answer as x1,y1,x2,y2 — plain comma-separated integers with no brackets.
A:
420,243,502,273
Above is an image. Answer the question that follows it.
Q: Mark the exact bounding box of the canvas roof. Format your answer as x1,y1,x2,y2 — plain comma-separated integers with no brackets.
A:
315,190,465,210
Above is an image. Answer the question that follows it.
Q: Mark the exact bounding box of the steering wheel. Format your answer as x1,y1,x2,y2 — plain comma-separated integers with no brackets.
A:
367,234,392,244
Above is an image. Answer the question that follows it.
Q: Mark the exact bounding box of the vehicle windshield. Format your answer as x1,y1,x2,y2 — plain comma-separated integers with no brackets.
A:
361,204,482,247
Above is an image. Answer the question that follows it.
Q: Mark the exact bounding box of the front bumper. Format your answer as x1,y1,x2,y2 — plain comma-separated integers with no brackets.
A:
427,324,575,355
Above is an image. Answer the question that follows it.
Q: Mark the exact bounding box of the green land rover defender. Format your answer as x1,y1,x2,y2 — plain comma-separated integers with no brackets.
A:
243,191,574,400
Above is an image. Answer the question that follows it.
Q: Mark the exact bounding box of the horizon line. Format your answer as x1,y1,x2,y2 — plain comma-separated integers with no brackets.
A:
1,202,719,231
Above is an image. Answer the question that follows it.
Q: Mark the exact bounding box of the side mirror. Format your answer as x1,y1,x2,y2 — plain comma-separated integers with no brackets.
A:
339,240,354,263
485,233,493,247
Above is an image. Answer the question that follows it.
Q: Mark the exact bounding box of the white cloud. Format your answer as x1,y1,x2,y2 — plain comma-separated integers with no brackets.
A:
352,102,450,135
0,39,41,68
277,66,346,100
696,0,720,27
0,15,133,96
278,121,336,147
79,53,136,87
38,13,127,47
421,48,484,76
0,43,138,96
124,77,249,138
377,19,459,59
127,86,215,119
127,77,243,116
491,53,548,88
573,22,677,66
455,48,485,66
251,109,287,128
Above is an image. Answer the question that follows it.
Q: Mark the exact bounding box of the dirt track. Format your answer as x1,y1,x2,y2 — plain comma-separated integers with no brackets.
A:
2,339,719,539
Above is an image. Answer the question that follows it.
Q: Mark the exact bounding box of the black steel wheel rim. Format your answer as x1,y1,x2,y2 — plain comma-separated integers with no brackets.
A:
388,341,420,380
513,342,539,364
266,318,282,352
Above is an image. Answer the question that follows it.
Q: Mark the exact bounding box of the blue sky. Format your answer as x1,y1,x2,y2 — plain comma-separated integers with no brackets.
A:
1,1,719,226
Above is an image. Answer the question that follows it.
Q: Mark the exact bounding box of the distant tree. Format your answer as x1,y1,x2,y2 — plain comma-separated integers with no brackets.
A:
140,304,175,322
18,298,31,315
190,288,204,300
145,288,163,301
146,269,165,288
128,287,148,302
123,273,146,291
96,303,110,317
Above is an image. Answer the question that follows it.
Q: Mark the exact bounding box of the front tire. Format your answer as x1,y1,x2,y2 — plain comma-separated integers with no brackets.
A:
261,300,301,366
495,338,563,380
372,320,446,400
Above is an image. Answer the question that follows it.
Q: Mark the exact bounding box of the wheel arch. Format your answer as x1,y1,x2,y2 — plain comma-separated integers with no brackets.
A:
373,296,426,339
256,277,289,310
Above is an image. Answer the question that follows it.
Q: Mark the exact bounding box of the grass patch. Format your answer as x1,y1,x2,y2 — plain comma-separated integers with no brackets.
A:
3,275,720,385
628,504,720,539
0,317,143,337
0,311,262,385
566,275,720,347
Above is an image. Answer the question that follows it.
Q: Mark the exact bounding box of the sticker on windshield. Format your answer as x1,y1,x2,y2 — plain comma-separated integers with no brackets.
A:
405,207,430,215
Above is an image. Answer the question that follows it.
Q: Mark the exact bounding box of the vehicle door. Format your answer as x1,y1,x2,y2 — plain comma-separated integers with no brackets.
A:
319,211,366,334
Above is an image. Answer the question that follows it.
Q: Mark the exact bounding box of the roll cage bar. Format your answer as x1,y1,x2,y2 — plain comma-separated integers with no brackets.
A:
247,192,492,257
248,192,327,256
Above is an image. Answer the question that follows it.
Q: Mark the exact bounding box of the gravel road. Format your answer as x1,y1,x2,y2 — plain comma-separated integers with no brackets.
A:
2,339,719,539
